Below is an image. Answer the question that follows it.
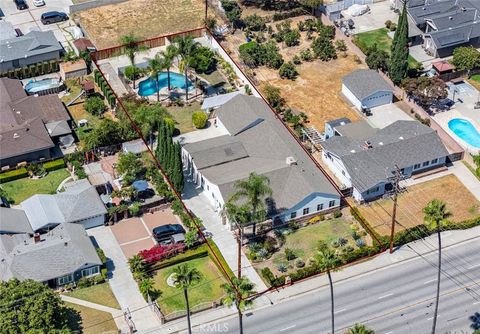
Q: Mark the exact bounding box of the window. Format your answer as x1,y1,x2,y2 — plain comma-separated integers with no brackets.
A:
431,158,438,164
423,161,430,167
414,163,421,169
317,203,324,211
58,274,73,286
303,208,309,215
329,200,336,208
290,211,297,219
81,266,99,278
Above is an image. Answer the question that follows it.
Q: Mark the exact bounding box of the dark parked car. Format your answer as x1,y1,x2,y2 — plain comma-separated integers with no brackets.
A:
40,11,68,25
152,224,186,242
14,0,28,10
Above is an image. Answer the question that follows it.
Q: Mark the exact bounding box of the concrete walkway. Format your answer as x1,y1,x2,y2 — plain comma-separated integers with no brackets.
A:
60,295,127,330
87,226,162,333
182,178,268,292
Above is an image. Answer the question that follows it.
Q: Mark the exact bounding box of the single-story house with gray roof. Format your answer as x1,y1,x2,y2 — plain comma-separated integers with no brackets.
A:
341,70,393,111
321,119,449,202
182,95,341,225
0,207,33,235
0,223,101,288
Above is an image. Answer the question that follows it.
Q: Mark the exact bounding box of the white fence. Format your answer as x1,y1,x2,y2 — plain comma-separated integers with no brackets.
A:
323,0,378,17
69,0,128,13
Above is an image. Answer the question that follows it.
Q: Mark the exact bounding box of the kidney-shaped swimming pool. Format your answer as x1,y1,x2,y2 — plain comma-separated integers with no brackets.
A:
448,118,480,148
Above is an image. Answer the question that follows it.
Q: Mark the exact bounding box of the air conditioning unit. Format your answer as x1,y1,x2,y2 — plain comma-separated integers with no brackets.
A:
286,156,297,166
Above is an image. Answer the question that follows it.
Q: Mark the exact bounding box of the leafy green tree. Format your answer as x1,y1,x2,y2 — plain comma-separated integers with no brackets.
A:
119,34,146,89
423,199,450,334
229,172,272,236
192,111,208,128
188,47,217,73
221,277,256,334
389,0,409,85
172,36,200,100
84,118,123,150
335,40,347,52
0,279,78,333
299,0,323,15
279,61,298,80
239,41,264,67
139,278,161,300
221,0,242,28
243,14,266,31
124,65,141,82
146,54,165,102
403,76,447,108
117,152,144,183
283,30,301,47
160,45,178,91
173,264,202,334
184,230,199,248
204,16,217,31
311,35,337,61
263,41,284,69
452,46,480,71
316,242,342,334
133,103,170,141
365,43,390,72
263,84,285,111
84,96,105,116
346,323,375,334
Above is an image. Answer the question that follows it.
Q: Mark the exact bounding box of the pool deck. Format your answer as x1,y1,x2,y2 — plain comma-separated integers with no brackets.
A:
433,81,480,154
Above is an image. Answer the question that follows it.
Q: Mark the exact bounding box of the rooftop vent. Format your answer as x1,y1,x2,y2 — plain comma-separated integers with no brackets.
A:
379,142,384,145
399,136,404,140
350,149,356,153
363,141,373,149
34,233,40,243
13,133,19,139
286,156,297,166
64,242,68,246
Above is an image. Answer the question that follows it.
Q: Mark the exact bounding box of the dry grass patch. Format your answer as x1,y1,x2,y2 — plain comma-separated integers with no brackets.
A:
76,0,204,49
357,174,480,236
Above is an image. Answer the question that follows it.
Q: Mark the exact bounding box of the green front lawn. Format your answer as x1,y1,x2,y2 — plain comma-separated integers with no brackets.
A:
152,256,227,315
169,101,203,135
65,283,120,309
1,169,70,203
470,74,480,82
353,28,422,69
65,302,118,334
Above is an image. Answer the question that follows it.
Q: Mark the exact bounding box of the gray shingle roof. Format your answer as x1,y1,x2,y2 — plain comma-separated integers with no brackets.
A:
333,120,378,140
321,120,449,192
183,95,339,210
342,69,392,101
0,30,62,63
325,117,351,128
21,179,107,232
122,139,147,154
0,207,33,235
0,223,101,282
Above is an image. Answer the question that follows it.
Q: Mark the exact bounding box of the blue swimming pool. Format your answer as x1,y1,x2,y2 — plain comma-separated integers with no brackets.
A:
448,118,480,148
24,78,63,94
137,72,194,96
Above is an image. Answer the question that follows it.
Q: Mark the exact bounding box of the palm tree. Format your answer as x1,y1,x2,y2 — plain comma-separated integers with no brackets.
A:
139,278,160,301
347,323,375,334
146,54,165,102
229,172,272,236
221,277,256,334
172,36,199,100
316,242,342,334
423,199,450,334
161,45,177,91
173,264,202,334
119,34,144,89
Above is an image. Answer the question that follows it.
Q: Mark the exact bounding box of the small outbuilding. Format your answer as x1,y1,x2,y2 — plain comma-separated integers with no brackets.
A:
60,59,87,80
342,69,393,110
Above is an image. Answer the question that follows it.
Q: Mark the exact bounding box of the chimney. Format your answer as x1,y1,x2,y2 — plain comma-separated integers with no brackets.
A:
363,141,373,149
34,233,40,243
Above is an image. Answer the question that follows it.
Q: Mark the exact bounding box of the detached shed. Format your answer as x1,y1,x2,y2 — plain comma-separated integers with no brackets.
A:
60,59,87,80
342,69,393,110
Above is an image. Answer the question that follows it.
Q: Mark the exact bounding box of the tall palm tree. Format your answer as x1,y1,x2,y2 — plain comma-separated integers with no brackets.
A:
423,199,450,334
172,36,199,100
139,277,160,301
119,34,145,89
146,54,165,102
221,277,256,334
316,242,342,334
173,264,202,334
229,172,272,236
161,45,177,91
347,323,375,334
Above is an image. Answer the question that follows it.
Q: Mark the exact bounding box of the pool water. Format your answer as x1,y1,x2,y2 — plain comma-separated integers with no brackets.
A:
24,78,62,93
448,118,480,148
137,72,194,96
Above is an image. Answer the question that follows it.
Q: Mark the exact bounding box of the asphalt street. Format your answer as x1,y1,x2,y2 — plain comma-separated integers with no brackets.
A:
195,238,480,334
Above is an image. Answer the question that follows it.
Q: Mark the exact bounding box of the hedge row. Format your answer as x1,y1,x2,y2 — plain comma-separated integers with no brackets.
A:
0,60,59,80
350,207,383,245
0,168,28,183
43,159,66,172
94,69,116,108
146,247,209,272
207,240,235,279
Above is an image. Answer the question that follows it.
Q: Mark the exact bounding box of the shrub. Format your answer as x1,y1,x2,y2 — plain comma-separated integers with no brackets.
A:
192,111,208,129
338,237,348,247
343,245,354,252
261,267,276,285
385,20,392,29
243,14,266,31
292,55,301,65
263,236,278,253
356,238,366,248
331,240,340,248
279,62,298,80
43,159,66,172
138,243,185,264
308,215,321,224
84,96,106,116
76,277,92,288
285,248,296,261
101,268,108,279
277,263,288,272
351,231,360,240
93,274,105,285
257,248,269,259
189,47,217,73
333,210,343,218
129,202,142,216
96,248,107,265
246,251,258,261
0,168,28,183
295,259,305,268
124,65,141,81
283,30,301,47
300,48,314,62
311,35,337,61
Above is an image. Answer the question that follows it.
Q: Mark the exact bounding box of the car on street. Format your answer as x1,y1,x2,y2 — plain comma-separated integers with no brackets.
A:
152,224,186,242
33,0,45,6
14,0,28,10
40,11,68,25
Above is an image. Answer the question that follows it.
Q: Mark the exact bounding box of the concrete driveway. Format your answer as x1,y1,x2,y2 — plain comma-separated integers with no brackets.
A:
2,0,74,50
367,102,413,129
348,1,399,35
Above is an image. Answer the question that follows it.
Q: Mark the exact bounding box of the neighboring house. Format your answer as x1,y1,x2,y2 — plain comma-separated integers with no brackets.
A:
325,118,351,140
395,0,480,57
321,119,450,202
21,179,107,231
342,69,393,111
0,223,102,288
0,21,17,41
59,59,87,80
0,30,62,73
0,207,33,235
0,77,72,168
122,138,148,155
201,91,242,111
182,95,340,225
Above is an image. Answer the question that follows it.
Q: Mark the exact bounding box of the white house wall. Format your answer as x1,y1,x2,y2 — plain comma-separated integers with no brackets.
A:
274,192,341,223
341,84,362,110
321,150,352,188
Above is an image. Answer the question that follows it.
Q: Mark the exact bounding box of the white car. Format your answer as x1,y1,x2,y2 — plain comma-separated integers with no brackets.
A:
32,0,45,6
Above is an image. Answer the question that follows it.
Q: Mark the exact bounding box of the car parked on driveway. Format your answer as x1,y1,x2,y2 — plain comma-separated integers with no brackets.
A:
152,224,185,242
158,233,186,245
14,0,28,10
40,11,68,25
33,0,45,6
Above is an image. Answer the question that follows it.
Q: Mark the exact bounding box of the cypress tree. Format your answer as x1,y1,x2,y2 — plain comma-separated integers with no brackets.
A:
175,143,184,193
389,0,409,85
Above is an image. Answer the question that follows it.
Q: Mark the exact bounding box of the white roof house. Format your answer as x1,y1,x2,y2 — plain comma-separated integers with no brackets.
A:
201,91,242,110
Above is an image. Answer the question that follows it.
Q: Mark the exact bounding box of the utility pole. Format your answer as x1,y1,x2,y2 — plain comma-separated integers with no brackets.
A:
389,165,402,254
236,224,243,279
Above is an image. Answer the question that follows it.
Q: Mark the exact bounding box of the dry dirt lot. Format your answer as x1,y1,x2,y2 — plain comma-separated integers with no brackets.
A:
75,0,205,49
223,16,365,132
357,175,480,236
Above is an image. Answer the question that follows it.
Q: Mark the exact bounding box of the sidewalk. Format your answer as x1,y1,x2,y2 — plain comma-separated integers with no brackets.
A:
87,226,162,333
154,225,480,334
60,295,127,331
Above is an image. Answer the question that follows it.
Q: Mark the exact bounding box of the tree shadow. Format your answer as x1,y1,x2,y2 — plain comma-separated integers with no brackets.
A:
470,311,480,331
64,306,83,333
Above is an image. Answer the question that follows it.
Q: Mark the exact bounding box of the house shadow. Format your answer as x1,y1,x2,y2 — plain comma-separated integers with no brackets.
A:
89,235,115,279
